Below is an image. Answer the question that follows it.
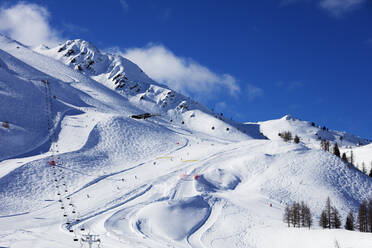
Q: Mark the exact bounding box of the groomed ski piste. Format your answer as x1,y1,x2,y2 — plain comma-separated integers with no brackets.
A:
0,34,371,248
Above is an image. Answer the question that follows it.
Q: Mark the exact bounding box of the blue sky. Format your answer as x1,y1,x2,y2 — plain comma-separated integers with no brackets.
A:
0,0,371,139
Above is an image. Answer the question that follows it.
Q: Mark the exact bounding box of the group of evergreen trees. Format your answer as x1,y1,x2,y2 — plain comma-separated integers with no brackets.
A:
319,197,341,229
320,139,372,178
344,199,372,232
284,197,372,233
283,201,312,228
278,131,300,144
355,200,372,232
320,139,331,152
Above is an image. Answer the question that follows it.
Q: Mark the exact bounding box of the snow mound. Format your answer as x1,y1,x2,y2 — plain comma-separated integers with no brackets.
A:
133,196,209,241
195,168,241,192
0,116,180,214
210,141,372,216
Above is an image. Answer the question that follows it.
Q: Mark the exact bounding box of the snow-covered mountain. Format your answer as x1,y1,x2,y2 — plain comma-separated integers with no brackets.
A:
0,35,371,248
35,39,265,141
252,114,370,149
251,114,372,172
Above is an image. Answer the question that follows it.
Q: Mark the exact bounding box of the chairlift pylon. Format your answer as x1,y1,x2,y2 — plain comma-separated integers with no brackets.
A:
81,234,101,248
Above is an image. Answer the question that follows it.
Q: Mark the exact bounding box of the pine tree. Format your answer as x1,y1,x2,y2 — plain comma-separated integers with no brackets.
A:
341,153,348,163
319,210,328,229
301,203,312,229
331,207,341,229
283,204,292,227
358,200,368,232
361,162,366,174
367,200,372,232
300,201,306,227
325,197,332,229
319,197,334,228
321,140,330,152
292,202,300,227
284,201,312,229
305,207,312,229
350,150,354,165
369,167,372,178
333,143,340,157
280,131,293,142
345,210,355,231
294,135,300,144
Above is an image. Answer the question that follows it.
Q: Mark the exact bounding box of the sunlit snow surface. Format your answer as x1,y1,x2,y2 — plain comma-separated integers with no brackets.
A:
0,35,371,248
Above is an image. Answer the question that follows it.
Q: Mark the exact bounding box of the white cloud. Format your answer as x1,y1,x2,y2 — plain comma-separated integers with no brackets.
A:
280,0,365,16
119,0,129,11
246,84,264,101
114,44,241,98
0,2,62,47
319,0,365,16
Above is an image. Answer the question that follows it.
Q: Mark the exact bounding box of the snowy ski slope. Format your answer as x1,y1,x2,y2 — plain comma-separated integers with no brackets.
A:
0,35,371,248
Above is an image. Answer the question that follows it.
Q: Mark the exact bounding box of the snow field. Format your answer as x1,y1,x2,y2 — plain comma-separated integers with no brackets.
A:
0,35,371,248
